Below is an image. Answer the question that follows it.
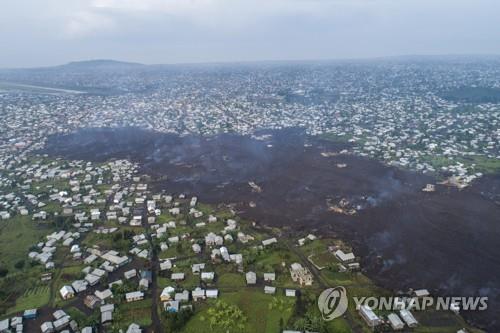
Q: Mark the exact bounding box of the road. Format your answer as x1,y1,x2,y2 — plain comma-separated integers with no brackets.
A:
142,201,163,333
276,230,366,333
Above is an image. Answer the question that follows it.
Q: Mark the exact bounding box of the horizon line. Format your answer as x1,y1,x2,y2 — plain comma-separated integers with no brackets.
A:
2,53,500,70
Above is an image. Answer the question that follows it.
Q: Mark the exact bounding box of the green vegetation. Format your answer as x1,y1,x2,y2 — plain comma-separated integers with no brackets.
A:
114,299,153,329
183,292,294,333
0,216,51,273
6,284,50,314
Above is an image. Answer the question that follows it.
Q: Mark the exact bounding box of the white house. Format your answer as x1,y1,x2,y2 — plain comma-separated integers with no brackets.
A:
334,249,355,263
60,285,75,300
399,309,418,327
125,291,144,303
246,272,257,285
387,313,404,330
359,305,381,327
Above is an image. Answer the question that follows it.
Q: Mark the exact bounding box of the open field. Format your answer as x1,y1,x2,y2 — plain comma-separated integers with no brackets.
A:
0,216,51,274
182,291,295,333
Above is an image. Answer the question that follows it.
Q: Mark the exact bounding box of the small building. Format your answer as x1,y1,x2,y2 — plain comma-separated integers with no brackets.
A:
160,286,175,301
139,278,149,290
174,290,189,302
101,311,113,324
95,289,113,301
126,323,142,333
84,295,102,310
59,285,75,300
264,286,276,295
100,304,115,314
263,273,276,282
359,305,381,327
0,319,9,333
40,321,54,333
262,238,278,247
285,289,296,297
160,260,172,271
171,273,185,281
246,271,257,285
399,309,418,327
23,309,37,319
206,289,219,299
192,244,202,254
413,289,430,298
85,274,100,286
334,250,355,263
192,288,206,301
201,272,215,282
289,263,313,286
124,269,137,280
53,316,70,331
125,291,144,302
72,279,88,293
387,313,405,330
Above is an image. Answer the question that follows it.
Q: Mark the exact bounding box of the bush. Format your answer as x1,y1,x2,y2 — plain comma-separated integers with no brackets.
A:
14,260,25,270
0,267,8,277
165,307,193,332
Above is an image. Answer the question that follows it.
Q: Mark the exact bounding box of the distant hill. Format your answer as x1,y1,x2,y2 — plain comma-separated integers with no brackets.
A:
59,59,145,70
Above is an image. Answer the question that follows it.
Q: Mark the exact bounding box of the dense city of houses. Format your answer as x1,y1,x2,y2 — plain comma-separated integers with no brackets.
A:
0,59,492,332
0,60,499,191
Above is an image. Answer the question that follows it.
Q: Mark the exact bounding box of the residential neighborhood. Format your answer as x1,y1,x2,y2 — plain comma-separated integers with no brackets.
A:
0,59,496,332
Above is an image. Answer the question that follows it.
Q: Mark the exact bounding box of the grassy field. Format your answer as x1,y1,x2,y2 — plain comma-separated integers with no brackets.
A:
6,284,50,314
182,290,295,333
0,216,51,274
115,299,153,328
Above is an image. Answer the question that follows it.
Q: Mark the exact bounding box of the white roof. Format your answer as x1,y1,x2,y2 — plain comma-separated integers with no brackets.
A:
399,309,418,326
171,273,185,280
59,285,74,297
360,305,379,321
0,319,9,331
206,289,219,297
100,304,115,313
335,250,355,262
126,291,144,299
161,286,175,297
387,313,404,329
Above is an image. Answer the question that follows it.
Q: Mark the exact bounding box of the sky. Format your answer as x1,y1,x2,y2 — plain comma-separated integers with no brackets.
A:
1,0,499,68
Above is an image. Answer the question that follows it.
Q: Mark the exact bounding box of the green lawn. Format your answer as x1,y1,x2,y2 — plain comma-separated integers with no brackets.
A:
7,284,50,314
115,299,153,328
217,273,246,289
0,216,52,274
182,290,295,333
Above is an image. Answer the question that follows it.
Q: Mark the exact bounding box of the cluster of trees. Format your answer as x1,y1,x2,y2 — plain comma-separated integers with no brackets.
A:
111,279,136,303
201,300,247,332
289,292,328,333
164,307,194,333
112,229,135,252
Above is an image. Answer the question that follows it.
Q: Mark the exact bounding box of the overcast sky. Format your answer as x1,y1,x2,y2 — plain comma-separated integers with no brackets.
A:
1,0,499,68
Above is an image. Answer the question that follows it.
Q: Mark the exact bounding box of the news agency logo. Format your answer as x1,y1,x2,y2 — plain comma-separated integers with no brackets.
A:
318,286,349,321
318,286,488,322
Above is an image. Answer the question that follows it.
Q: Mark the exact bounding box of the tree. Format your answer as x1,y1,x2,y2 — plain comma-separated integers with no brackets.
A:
292,312,327,333
268,297,292,328
202,300,247,332
165,308,193,332
14,260,25,270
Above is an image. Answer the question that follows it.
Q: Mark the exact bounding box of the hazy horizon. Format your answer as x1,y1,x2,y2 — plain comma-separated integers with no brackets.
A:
1,0,499,68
